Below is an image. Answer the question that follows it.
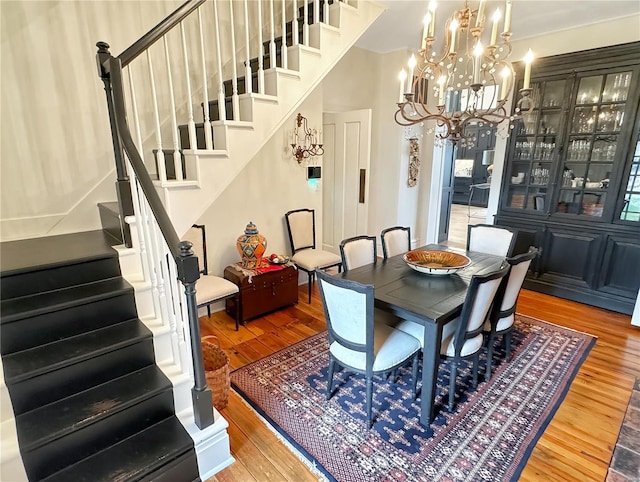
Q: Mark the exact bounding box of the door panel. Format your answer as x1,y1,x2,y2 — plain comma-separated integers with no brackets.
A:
322,110,372,254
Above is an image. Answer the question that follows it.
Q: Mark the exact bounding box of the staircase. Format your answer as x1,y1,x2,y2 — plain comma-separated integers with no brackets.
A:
0,231,199,481
118,0,385,236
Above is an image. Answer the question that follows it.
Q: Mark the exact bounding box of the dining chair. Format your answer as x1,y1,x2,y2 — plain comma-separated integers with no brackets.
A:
440,262,510,411
316,270,421,428
182,224,241,330
285,209,343,303
467,223,516,257
380,226,411,259
339,235,377,271
484,247,539,379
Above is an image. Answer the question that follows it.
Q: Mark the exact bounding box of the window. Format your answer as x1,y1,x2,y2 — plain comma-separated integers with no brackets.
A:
620,130,640,222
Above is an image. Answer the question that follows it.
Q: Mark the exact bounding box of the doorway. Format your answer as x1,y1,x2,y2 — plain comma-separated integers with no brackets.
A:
321,109,372,254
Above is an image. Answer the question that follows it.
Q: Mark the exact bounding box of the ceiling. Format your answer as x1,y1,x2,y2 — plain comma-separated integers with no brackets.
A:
355,0,640,53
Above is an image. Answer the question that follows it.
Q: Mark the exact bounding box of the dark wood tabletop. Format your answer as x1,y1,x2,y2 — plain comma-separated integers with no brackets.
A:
339,244,505,426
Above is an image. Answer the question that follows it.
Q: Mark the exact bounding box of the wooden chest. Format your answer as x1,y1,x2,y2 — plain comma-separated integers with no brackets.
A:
224,264,298,323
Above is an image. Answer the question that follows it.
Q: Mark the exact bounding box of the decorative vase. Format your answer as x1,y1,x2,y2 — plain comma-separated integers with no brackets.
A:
236,221,267,269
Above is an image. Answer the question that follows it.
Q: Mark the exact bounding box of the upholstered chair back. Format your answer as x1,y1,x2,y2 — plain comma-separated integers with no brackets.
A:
318,275,370,346
467,224,516,257
286,209,315,252
381,226,411,259
340,236,377,271
183,224,207,274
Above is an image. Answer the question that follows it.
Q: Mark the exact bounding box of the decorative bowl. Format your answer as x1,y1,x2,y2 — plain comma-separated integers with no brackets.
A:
403,249,471,275
268,256,290,265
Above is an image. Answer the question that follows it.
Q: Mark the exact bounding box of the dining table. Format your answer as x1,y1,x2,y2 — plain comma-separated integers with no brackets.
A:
339,243,505,427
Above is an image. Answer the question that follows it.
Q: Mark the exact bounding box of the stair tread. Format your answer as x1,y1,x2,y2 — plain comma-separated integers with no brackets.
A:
17,365,170,451
0,230,118,276
3,319,150,383
41,417,194,482
1,277,132,322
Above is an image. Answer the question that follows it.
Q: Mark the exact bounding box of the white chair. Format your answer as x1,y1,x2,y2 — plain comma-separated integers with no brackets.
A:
317,270,420,428
485,247,539,378
339,235,377,271
440,262,509,411
381,226,411,259
467,223,516,257
183,224,241,330
285,209,343,303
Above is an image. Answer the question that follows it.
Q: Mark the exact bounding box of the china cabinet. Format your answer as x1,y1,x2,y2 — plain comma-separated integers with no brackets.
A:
496,42,640,314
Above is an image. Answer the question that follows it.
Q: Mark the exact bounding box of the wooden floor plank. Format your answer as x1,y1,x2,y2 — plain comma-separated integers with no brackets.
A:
204,285,639,482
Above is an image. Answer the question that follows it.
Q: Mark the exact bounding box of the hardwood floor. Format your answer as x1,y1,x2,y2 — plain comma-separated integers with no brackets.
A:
202,283,639,482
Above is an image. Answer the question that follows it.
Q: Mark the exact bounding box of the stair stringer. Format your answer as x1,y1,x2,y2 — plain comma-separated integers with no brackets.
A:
0,357,29,482
113,222,234,481
161,1,386,237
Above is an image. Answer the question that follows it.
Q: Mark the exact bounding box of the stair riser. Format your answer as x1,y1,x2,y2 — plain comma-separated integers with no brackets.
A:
0,257,120,300
6,340,155,415
140,451,199,482
1,293,138,354
21,392,175,481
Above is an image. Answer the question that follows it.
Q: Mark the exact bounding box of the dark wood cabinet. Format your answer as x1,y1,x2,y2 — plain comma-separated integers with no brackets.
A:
496,42,640,314
223,264,298,322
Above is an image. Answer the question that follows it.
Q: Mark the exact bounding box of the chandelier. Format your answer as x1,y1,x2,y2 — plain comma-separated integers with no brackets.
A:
395,0,535,144
291,113,324,164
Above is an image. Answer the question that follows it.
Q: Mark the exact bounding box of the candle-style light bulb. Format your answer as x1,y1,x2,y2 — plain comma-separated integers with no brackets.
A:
398,69,407,103
449,19,459,54
428,1,437,36
438,75,446,105
475,0,485,27
422,12,431,49
523,49,534,89
490,8,501,45
408,54,417,90
503,0,512,34
501,66,510,99
473,41,484,83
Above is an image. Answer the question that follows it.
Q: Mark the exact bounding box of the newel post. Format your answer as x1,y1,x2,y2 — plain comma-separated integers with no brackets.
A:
176,240,214,429
96,41,134,248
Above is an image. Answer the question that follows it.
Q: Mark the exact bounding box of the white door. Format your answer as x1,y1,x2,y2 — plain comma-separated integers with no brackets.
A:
322,109,372,254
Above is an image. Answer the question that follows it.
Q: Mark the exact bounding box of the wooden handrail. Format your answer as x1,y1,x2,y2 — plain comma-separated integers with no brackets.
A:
118,0,206,67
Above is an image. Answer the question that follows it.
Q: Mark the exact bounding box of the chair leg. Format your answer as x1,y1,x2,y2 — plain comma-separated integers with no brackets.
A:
366,375,373,428
505,331,512,361
307,271,314,303
207,305,211,318
234,293,240,331
326,358,336,400
411,354,419,398
448,360,458,412
486,330,496,380
472,352,479,388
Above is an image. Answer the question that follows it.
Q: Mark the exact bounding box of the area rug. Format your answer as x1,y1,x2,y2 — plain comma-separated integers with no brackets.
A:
230,315,595,482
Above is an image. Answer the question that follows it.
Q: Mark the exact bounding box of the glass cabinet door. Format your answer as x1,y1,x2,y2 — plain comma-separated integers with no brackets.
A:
506,80,565,212
555,71,633,217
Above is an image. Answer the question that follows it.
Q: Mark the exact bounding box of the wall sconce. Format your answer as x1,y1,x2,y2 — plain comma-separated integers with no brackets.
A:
291,113,324,164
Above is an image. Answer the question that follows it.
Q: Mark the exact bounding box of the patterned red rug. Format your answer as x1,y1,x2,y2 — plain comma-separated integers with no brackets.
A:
230,315,595,482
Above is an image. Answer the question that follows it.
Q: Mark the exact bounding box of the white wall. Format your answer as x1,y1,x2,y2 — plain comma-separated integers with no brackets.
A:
0,0,183,241
192,90,325,278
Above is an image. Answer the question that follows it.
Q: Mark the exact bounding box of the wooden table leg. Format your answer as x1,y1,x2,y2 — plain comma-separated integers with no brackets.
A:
420,322,442,426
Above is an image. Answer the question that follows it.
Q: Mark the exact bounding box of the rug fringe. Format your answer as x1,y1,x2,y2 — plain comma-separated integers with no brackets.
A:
232,389,330,482
515,313,598,339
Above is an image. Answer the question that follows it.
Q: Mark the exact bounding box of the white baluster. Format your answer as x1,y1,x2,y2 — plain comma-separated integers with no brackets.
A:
167,256,191,375
257,0,265,92
180,21,197,151
313,0,319,27
281,0,288,69
212,0,226,122
146,49,166,182
163,35,183,181
269,0,276,65
197,8,214,148
303,0,309,46
125,65,144,155
229,0,240,120
139,196,162,322
243,0,252,94
125,166,152,288
324,0,330,25
292,0,299,46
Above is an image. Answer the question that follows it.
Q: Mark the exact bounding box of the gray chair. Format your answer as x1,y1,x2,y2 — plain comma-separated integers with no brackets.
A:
183,224,241,330
441,262,510,411
285,209,342,303
485,247,539,378
467,223,516,257
317,270,420,428
381,226,411,259
339,235,377,271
